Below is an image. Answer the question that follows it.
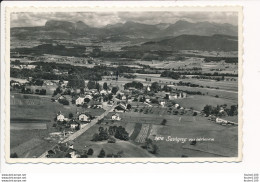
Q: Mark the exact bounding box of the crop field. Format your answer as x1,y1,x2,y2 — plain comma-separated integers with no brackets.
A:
174,95,238,111
11,123,47,130
134,124,151,143
101,112,238,157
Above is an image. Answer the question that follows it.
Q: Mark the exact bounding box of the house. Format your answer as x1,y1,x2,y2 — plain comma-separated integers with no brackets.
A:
100,90,107,95
112,113,121,121
69,120,80,130
44,80,54,86
114,104,127,112
78,113,90,122
169,93,178,100
75,97,85,105
216,118,229,124
91,101,103,108
52,94,65,102
145,98,151,103
175,104,180,108
67,148,81,158
56,112,65,122
160,101,166,107
122,95,127,100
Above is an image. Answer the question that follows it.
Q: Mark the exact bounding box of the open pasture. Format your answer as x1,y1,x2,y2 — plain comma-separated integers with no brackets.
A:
150,124,238,157
174,95,237,111
171,85,237,101
134,73,238,93
10,129,55,158
11,93,86,120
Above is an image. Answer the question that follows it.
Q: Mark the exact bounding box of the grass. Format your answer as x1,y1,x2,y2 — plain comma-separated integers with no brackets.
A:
10,129,56,158
102,112,238,157
174,95,237,111
151,124,238,157
10,93,92,120
171,85,237,101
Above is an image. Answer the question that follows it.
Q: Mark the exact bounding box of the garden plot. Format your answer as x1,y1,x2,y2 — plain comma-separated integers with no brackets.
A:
135,124,151,143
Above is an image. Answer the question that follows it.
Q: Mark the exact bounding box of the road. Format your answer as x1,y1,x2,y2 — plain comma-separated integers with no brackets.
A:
38,97,118,158
62,103,116,143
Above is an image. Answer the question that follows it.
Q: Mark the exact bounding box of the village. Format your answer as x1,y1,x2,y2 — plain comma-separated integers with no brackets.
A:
10,66,238,158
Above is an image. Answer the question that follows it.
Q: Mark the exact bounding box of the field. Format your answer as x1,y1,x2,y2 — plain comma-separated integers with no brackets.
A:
170,85,237,101
73,109,238,157
10,129,55,158
174,95,237,111
135,57,238,74
10,93,103,120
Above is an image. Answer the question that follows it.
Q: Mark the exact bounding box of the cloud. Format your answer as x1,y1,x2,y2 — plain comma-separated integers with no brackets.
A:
10,11,238,28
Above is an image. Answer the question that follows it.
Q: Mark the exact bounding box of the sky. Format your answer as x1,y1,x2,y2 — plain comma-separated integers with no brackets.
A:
10,11,238,28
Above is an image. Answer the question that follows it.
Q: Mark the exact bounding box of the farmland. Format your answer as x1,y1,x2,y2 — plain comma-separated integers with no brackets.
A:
74,110,238,157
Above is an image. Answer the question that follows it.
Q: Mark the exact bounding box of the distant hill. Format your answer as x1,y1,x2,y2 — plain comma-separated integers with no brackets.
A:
122,34,238,52
162,20,238,37
11,20,238,41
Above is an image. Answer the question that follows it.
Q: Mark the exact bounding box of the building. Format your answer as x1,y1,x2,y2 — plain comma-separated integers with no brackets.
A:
160,101,166,107
52,94,65,102
57,112,65,122
114,104,127,112
68,148,81,158
78,113,90,122
216,118,229,124
111,113,121,121
69,120,80,130
100,90,107,95
75,97,85,105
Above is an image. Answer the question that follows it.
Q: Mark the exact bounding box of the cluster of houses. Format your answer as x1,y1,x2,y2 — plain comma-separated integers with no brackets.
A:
52,87,114,108
46,142,82,158
56,111,92,130
114,85,187,108
208,115,238,126
10,64,36,70
55,110,123,130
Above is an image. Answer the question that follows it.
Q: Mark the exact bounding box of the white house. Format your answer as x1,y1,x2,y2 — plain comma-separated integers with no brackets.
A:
68,148,80,158
112,113,121,121
78,114,89,122
169,94,178,100
216,118,228,124
76,97,85,105
57,112,65,122
122,95,127,100
160,101,166,107
100,90,107,95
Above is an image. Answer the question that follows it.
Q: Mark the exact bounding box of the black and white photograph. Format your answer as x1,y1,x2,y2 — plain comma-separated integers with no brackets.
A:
6,7,242,162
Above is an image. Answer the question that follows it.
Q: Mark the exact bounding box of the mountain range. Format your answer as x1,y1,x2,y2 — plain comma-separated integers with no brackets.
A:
11,19,238,40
